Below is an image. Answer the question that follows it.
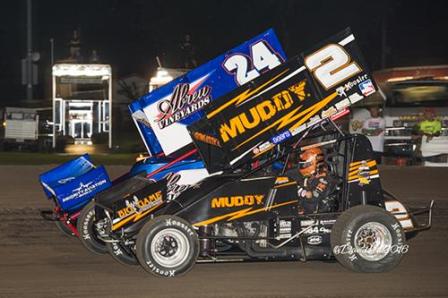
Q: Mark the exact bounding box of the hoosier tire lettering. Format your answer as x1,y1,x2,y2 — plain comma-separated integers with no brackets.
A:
136,215,199,278
331,205,406,273
77,201,108,255
106,241,139,266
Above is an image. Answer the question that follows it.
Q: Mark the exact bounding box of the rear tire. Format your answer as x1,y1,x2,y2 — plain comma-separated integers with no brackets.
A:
55,220,76,237
331,205,406,273
136,215,199,277
106,241,139,266
77,201,107,255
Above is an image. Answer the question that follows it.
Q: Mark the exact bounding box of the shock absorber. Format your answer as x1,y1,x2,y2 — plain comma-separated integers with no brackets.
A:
198,225,212,257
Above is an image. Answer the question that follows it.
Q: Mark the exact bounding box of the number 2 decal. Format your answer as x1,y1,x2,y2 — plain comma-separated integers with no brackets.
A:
223,40,282,86
304,44,362,90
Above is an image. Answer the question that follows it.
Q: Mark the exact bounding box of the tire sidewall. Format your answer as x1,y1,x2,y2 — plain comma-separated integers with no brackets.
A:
136,216,199,277
332,206,406,272
77,201,107,255
106,241,139,266
55,219,76,237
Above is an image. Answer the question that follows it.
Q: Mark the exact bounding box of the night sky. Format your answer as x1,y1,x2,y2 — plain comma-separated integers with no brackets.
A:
1,0,447,101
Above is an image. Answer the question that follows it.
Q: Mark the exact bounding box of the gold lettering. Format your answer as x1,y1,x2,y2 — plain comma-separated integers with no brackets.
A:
233,196,244,206
211,194,265,208
211,197,226,208
256,100,276,121
239,108,260,129
225,197,233,208
255,195,264,205
220,117,245,143
244,195,254,205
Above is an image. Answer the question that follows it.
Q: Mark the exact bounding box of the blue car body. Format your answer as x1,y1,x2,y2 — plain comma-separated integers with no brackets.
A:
39,154,207,214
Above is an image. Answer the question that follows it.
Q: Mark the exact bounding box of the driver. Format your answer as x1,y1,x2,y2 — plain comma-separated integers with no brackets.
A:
296,147,337,214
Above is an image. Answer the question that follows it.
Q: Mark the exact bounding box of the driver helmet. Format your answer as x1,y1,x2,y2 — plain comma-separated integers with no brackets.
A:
298,147,324,177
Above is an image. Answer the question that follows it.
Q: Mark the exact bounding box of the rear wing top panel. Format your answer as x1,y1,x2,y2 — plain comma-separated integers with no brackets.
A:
188,28,379,173
129,29,286,156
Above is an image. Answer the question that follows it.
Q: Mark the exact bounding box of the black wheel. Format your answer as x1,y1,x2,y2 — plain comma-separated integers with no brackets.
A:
136,215,199,277
77,201,107,255
106,241,139,266
55,220,76,237
331,205,406,273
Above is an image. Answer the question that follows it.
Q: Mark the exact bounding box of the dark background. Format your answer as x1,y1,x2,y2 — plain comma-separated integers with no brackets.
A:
1,0,447,101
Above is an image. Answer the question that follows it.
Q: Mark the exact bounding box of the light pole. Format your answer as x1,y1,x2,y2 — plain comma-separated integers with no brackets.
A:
26,0,33,100
50,38,54,65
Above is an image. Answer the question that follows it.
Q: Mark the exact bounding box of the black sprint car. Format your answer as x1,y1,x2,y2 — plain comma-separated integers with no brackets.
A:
92,132,433,277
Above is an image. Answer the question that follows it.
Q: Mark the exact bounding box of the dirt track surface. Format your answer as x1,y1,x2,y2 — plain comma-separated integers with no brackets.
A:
0,165,447,298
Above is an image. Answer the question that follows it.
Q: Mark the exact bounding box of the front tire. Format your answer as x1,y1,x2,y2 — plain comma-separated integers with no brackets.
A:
106,241,139,266
77,201,107,255
136,215,199,277
331,205,406,273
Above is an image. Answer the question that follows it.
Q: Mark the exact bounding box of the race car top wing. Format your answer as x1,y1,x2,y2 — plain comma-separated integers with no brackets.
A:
129,29,286,156
188,28,379,173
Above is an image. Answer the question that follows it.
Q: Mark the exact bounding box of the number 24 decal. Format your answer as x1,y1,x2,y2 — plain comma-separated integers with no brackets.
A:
305,44,362,90
223,40,282,86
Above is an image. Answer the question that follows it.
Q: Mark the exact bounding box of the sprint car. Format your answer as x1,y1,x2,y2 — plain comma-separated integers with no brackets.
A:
91,128,433,277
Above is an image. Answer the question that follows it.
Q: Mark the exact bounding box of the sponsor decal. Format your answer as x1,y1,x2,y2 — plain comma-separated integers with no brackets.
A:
307,235,323,245
358,79,375,97
117,190,163,218
357,161,371,185
194,199,296,227
288,80,308,101
335,98,351,111
211,195,264,208
277,220,292,239
385,200,414,230
271,130,292,144
301,219,336,226
336,74,368,97
321,106,338,119
235,89,339,149
275,177,290,185
192,131,221,147
348,160,379,185
347,92,364,104
219,86,295,143
149,171,203,201
58,177,75,184
273,177,296,189
164,172,192,201
156,74,212,130
111,190,164,231
62,179,108,202
302,226,332,235
253,141,274,156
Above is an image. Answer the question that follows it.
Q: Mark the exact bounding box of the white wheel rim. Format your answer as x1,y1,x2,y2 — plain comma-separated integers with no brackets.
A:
354,222,392,261
150,228,190,268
